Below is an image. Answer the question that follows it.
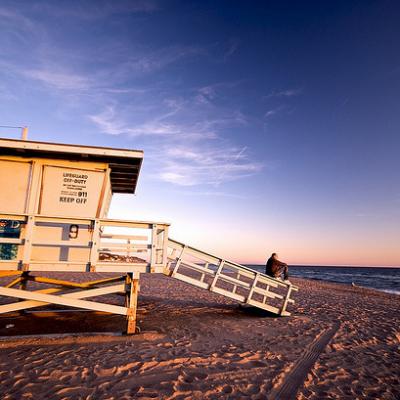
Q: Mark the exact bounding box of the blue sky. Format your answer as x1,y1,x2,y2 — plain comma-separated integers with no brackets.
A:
0,0,399,266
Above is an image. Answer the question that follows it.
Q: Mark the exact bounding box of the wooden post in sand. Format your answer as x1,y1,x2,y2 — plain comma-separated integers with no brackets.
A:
125,273,139,334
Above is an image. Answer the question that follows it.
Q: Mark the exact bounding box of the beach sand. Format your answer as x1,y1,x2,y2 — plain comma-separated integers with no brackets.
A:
0,273,399,399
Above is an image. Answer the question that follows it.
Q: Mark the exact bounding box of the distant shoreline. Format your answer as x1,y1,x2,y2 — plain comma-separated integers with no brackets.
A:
246,264,400,296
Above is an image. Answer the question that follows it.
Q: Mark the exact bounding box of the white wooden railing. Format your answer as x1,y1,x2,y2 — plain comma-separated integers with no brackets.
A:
165,239,297,316
0,212,169,273
0,212,297,315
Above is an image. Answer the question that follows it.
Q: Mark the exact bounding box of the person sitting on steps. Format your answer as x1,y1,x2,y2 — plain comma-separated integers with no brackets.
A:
265,252,291,284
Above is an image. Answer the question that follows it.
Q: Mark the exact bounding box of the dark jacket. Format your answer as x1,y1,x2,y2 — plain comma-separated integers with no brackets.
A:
265,256,287,277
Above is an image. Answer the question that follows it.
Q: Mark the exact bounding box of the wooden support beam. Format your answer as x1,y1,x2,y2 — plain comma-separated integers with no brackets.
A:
25,275,125,289
0,282,126,313
0,286,128,315
0,271,22,278
125,273,139,334
0,288,62,313
5,276,22,288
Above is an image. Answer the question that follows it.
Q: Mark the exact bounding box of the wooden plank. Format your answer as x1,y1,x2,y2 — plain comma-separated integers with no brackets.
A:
150,224,157,268
0,271,22,277
218,273,251,289
0,288,62,313
0,137,144,160
210,260,225,289
246,274,259,302
0,238,24,245
162,225,169,268
0,213,27,220
280,285,293,315
88,219,100,270
171,245,187,276
100,234,148,241
95,264,149,273
236,269,256,279
173,272,210,290
2,283,127,312
0,286,128,315
99,244,150,251
25,275,106,289
247,299,281,314
0,213,170,228
211,286,246,303
64,283,126,298
252,287,283,300
256,276,280,288
180,260,215,275
22,215,35,267
125,275,139,334
32,241,90,248
0,263,20,271
5,277,22,288
81,276,126,286
24,264,88,272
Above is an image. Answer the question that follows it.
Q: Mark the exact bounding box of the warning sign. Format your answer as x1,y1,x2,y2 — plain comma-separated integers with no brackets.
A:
40,166,105,217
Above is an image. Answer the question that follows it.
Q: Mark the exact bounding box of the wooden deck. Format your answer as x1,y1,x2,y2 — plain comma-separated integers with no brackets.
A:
0,213,297,334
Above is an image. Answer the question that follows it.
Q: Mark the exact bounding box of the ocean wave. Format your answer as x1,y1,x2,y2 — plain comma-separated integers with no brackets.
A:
380,289,400,296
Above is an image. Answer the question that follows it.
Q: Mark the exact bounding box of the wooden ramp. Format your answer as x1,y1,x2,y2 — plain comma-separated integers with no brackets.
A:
165,239,297,316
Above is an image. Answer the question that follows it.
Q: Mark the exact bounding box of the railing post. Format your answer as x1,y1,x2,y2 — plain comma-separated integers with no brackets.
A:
171,245,186,277
162,225,169,267
150,224,157,271
246,273,259,303
21,215,35,271
280,285,293,315
89,219,100,272
210,259,225,290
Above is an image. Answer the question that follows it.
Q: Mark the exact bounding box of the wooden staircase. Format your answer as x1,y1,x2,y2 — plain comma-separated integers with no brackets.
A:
165,239,297,316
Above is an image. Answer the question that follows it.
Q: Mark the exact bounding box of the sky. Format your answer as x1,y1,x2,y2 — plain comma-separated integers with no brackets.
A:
0,0,399,266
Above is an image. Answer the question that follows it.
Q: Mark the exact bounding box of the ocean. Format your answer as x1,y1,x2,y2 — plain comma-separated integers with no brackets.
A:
246,265,400,295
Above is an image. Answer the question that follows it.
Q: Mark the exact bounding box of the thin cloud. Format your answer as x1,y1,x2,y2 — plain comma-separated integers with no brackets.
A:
0,7,36,33
264,105,286,119
266,88,303,98
177,190,252,199
154,145,263,186
88,105,217,139
224,39,241,60
119,45,204,76
22,68,91,90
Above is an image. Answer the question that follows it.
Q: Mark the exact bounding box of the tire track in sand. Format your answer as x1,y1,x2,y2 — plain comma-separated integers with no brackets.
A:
268,322,340,400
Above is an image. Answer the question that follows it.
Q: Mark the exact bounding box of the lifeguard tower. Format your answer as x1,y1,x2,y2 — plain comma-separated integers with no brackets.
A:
0,135,297,334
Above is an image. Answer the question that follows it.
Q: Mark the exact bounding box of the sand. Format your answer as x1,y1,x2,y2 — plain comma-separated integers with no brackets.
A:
0,273,399,399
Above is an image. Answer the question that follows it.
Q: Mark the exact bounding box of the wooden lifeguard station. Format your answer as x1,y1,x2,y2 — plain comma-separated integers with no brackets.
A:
0,135,297,335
